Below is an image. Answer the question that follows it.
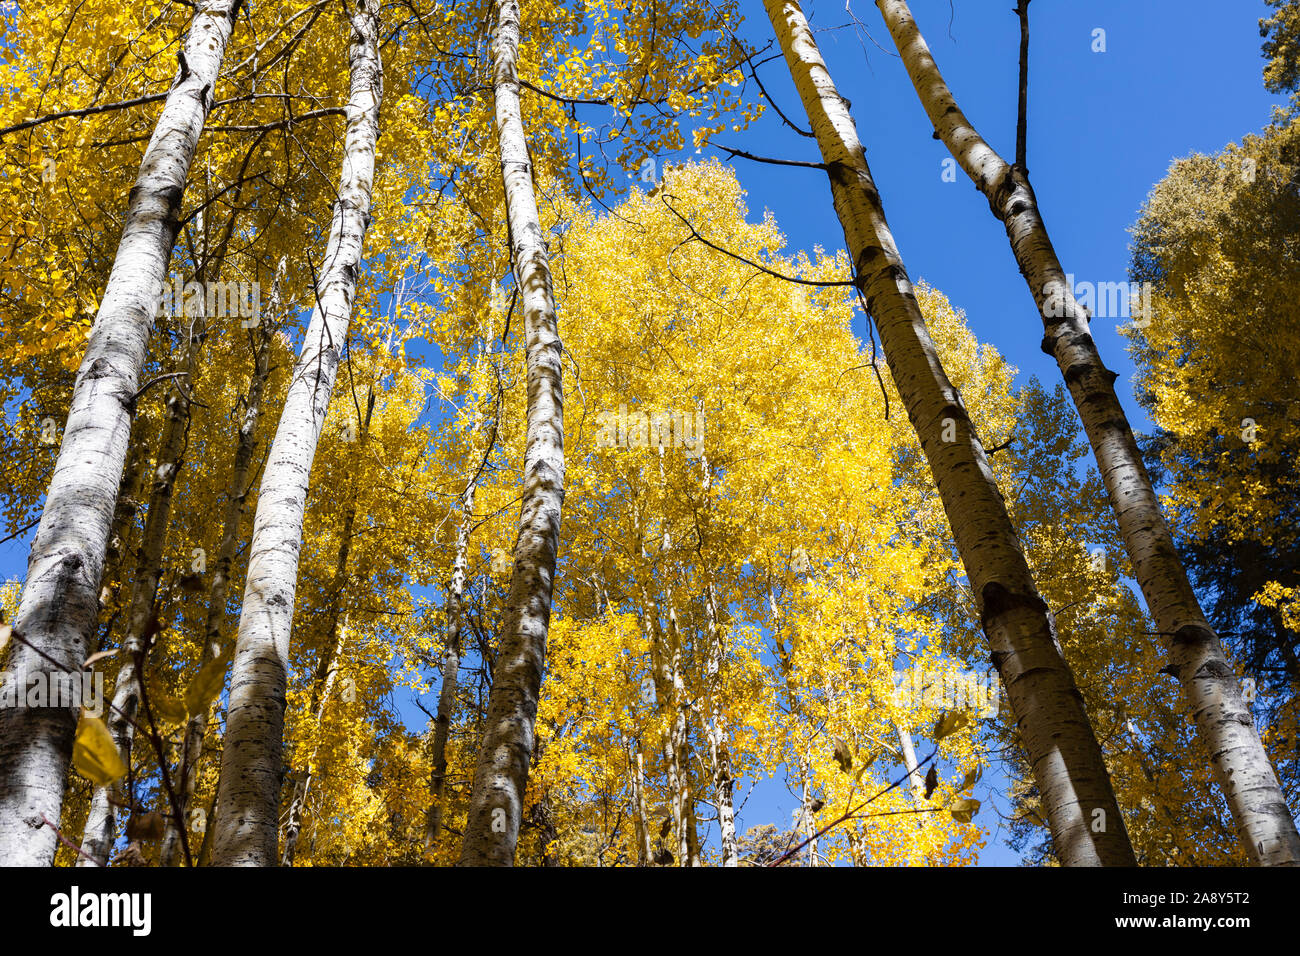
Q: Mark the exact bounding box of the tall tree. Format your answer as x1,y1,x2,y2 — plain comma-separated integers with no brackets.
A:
0,0,240,866
457,0,567,867
875,0,1300,865
211,0,383,866
763,0,1134,865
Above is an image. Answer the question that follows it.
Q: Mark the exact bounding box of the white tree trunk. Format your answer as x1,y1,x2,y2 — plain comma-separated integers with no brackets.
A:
0,0,239,866
210,1,382,866
627,739,653,866
424,479,475,853
876,0,1299,866
698,455,738,867
457,0,566,867
765,0,1135,866
896,724,926,805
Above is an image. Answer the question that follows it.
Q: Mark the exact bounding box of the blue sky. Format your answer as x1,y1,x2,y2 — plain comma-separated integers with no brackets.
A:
708,0,1289,432
679,0,1291,865
2,0,1289,866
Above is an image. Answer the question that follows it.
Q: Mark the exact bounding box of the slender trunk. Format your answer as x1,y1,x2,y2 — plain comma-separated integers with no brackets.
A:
96,435,149,649
765,0,1135,866
457,0,566,866
698,454,737,867
627,739,653,866
702,584,737,866
277,392,370,866
211,2,382,866
79,327,201,866
876,0,1300,866
799,760,817,866
659,601,690,867
159,293,277,867
0,0,239,866
280,617,349,866
424,479,476,853
896,724,926,804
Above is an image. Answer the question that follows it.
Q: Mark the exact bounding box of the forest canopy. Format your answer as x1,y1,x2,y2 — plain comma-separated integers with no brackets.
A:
0,0,1296,870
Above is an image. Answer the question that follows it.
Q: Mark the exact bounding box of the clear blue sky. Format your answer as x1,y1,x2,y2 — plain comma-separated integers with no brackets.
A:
682,0,1291,865
2,0,1289,865
707,0,1289,433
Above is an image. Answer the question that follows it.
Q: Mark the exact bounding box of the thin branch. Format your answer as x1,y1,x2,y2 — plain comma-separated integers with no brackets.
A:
0,91,168,139
661,194,853,288
768,748,941,866
1015,0,1031,170
712,143,826,170
205,106,344,133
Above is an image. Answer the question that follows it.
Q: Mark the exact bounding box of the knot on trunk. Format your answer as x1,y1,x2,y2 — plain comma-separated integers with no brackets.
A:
978,580,1049,635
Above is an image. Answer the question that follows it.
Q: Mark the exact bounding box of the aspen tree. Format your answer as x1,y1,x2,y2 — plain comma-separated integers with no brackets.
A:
211,0,383,866
425,478,477,853
457,0,566,866
763,0,1135,866
426,315,495,855
0,0,241,866
876,0,1300,866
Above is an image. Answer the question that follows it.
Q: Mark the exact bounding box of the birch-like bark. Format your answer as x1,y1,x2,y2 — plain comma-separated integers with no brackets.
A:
896,724,926,805
876,0,1300,866
79,326,202,866
211,1,382,866
424,480,475,853
457,0,566,866
698,455,737,866
273,367,364,868
0,0,239,867
425,334,493,854
627,739,653,866
798,761,817,867
159,292,277,867
765,0,1135,866
703,584,738,867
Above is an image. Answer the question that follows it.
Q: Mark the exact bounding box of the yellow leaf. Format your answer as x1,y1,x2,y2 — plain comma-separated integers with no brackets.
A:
73,712,127,786
151,691,188,726
184,645,234,716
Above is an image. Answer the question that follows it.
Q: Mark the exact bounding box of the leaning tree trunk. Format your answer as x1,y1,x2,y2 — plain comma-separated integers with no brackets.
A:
79,321,204,866
0,0,239,867
281,389,371,867
764,0,1135,866
210,1,383,866
457,0,566,867
876,0,1300,867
